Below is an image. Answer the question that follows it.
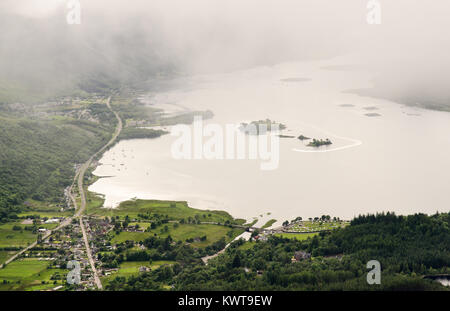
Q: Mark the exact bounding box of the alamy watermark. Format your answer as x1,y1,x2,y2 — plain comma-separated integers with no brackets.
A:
67,0,81,25
67,1,380,26
367,0,382,25
66,260,81,285
170,117,280,170
367,260,381,285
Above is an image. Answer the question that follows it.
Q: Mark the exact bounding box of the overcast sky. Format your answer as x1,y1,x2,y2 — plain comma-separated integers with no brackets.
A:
1,1,450,104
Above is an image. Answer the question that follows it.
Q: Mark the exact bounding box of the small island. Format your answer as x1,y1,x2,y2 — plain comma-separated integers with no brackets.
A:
307,138,332,147
240,119,286,135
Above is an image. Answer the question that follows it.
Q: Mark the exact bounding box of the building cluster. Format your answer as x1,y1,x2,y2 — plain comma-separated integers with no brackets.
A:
83,217,115,278
17,216,115,291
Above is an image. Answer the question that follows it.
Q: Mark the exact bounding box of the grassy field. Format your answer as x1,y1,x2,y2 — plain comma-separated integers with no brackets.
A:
86,190,105,211
110,231,155,244
237,241,257,251
102,260,174,284
111,223,243,248
17,212,72,218
0,220,62,248
0,222,37,248
17,206,73,219
0,258,68,291
0,250,16,265
19,199,72,216
86,197,243,224
261,219,277,229
128,222,151,230
274,232,319,240
87,197,247,249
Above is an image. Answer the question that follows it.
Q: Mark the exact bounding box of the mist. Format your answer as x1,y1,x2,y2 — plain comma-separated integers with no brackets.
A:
1,0,450,107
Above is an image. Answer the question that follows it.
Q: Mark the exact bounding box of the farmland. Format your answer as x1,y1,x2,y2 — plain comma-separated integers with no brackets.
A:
0,258,68,291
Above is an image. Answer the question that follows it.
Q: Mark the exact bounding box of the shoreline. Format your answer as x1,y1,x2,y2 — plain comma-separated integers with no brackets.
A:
88,62,450,227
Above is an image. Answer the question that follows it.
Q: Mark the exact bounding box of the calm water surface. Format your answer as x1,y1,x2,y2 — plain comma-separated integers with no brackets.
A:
89,60,450,227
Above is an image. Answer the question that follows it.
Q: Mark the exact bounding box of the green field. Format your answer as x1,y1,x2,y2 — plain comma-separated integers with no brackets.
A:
17,198,73,219
86,190,105,211
87,198,242,224
17,211,72,219
128,222,151,230
0,219,65,248
0,222,37,248
110,231,155,244
0,250,16,265
89,198,247,249
0,258,68,291
102,260,174,284
18,199,73,215
274,232,319,240
237,241,257,251
261,219,277,229
111,223,243,248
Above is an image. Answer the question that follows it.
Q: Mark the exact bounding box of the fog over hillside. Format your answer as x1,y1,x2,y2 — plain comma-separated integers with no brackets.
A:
1,0,450,108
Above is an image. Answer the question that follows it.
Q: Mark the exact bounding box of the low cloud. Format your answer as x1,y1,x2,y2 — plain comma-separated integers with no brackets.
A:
0,0,449,106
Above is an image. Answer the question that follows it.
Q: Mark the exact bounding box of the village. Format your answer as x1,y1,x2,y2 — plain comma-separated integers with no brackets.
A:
1,205,350,291
2,215,115,291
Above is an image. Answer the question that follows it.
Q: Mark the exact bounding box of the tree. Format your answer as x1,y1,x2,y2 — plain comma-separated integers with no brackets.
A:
232,253,241,268
253,258,266,271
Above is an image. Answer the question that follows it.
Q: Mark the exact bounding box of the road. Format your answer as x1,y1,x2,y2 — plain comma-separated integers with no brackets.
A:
73,96,122,290
73,97,122,217
201,231,252,264
79,218,102,289
1,97,123,291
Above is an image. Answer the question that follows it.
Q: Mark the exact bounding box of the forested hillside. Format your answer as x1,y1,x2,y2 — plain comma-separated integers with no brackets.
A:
0,114,113,222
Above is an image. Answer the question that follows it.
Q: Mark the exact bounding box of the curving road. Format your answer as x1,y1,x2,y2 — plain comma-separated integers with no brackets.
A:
1,96,123,291
72,96,122,290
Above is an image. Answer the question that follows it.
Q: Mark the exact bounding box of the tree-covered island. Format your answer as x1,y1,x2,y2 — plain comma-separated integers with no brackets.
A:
307,138,332,147
239,119,287,135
